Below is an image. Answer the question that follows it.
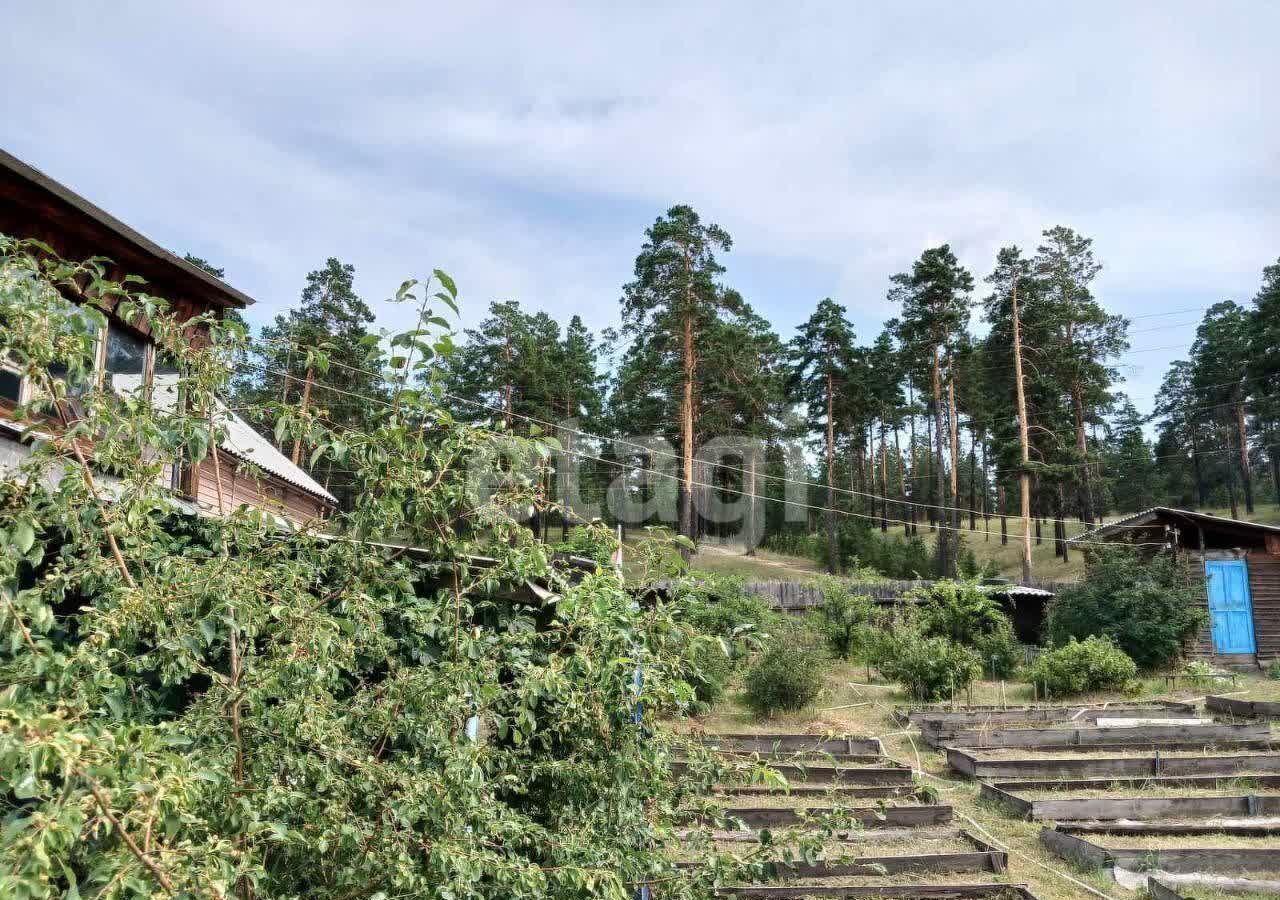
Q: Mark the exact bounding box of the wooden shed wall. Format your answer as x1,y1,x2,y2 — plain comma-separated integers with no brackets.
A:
193,449,329,525
1246,551,1280,661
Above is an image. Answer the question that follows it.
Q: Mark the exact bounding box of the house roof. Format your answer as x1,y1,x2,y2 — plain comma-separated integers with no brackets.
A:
0,148,255,308
1069,506,1280,545
215,402,338,506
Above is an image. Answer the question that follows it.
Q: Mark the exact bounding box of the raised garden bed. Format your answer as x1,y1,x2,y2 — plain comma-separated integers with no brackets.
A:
1041,824,1280,875
716,784,917,799
946,746,1280,779
713,883,1039,898
895,700,1195,727
1207,695,1280,720
673,761,912,785
979,780,1280,821
705,805,953,828
695,734,886,756
936,721,1270,750
677,829,1007,878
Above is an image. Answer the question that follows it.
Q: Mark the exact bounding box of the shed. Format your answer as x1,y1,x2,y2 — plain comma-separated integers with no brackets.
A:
1070,507,1280,667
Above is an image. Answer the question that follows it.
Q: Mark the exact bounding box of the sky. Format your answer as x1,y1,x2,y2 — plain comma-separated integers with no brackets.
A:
3,2,1278,417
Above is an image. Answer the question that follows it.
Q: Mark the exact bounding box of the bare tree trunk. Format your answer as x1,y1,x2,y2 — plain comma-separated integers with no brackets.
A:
1189,417,1208,508
932,346,951,575
1070,378,1095,527
968,427,977,531
907,377,918,536
879,421,889,532
1234,397,1254,514
290,366,314,466
894,423,908,536
998,484,1008,546
825,371,838,574
679,314,696,552
1012,280,1033,583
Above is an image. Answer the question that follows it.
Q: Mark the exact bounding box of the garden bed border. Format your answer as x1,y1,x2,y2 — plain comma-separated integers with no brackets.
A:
945,745,1280,779
933,721,1269,750
1207,694,1280,720
1040,824,1280,875
979,780,1280,821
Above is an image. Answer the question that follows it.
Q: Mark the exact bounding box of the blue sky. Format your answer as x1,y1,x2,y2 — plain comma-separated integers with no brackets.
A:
3,2,1277,417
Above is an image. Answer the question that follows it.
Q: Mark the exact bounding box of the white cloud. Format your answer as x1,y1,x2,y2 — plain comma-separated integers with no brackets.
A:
2,1,1276,411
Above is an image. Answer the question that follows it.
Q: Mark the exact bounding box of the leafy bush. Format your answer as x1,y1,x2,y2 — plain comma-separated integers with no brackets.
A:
1045,547,1206,669
680,575,780,660
553,523,617,565
1267,659,1280,681
915,580,1020,678
1026,636,1138,697
874,628,983,702
742,644,825,716
684,634,735,706
815,577,875,659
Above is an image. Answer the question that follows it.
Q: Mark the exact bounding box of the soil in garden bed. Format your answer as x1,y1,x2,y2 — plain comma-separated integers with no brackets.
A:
957,747,1277,761
1091,832,1280,850
1011,785,1280,801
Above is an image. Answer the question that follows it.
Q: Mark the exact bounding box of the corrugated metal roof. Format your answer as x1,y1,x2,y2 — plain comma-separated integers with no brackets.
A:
214,402,337,505
1069,506,1280,545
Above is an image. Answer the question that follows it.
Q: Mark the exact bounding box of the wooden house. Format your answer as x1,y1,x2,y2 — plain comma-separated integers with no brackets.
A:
1071,507,1280,668
0,149,337,523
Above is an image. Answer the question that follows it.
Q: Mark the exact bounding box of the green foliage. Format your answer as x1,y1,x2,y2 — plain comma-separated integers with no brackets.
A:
872,623,983,702
1027,636,1138,696
0,238,734,900
1267,659,1280,681
1045,547,1206,669
742,642,824,717
914,580,1020,678
554,523,617,566
679,574,779,658
815,577,875,659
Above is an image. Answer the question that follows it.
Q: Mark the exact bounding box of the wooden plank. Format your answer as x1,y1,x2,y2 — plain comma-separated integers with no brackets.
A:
947,748,1280,780
1208,694,1280,719
976,781,1032,818
716,784,911,799
900,700,1196,726
711,805,952,828
757,850,1003,878
942,722,1269,749
716,885,1038,899
1066,821,1280,836
696,733,884,755
1039,827,1110,869
1025,794,1280,823
678,763,912,785
1107,847,1280,875
988,773,1280,793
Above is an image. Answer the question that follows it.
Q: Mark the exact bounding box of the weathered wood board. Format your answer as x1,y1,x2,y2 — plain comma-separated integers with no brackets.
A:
898,700,1195,727
1041,825,1280,876
715,784,914,799
981,781,1280,821
694,733,885,756
709,805,952,828
672,760,912,785
715,886,1039,899
1207,694,1280,720
946,746,1280,779
938,721,1269,750
679,832,1006,878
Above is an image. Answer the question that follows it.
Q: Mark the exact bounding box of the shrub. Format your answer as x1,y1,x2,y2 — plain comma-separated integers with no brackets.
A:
1026,636,1137,697
743,646,824,716
1045,547,1206,669
680,575,780,660
815,577,875,659
1267,659,1280,681
554,523,617,566
915,580,1020,678
684,635,735,706
873,626,983,701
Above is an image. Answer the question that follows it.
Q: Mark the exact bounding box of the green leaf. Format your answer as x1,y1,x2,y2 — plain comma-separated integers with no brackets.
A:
432,269,458,301
12,521,35,554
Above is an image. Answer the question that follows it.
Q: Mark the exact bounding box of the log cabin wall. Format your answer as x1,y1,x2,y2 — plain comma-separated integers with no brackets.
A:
192,449,330,525
1246,550,1280,662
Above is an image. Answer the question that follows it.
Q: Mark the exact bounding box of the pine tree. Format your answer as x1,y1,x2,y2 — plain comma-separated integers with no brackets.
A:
790,299,857,574
1189,300,1257,513
620,205,741,546
891,246,973,576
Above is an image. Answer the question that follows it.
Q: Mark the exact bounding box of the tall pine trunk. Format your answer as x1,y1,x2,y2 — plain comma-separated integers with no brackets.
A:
679,314,695,551
931,346,950,575
1071,378,1095,526
1234,396,1254,514
825,371,838,574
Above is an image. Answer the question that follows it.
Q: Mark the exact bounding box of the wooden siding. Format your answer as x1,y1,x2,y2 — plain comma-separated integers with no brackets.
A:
1246,551,1280,661
193,449,329,526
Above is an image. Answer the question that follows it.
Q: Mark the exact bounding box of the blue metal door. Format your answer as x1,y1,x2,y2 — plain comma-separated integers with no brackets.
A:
1205,559,1256,654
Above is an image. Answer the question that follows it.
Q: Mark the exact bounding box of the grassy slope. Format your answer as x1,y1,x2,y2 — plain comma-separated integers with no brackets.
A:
686,662,1280,900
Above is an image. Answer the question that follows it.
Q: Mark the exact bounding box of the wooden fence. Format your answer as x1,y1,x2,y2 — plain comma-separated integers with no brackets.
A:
739,578,1071,613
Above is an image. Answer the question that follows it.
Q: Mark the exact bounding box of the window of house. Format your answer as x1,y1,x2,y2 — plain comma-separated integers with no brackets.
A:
0,367,21,404
104,322,148,397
